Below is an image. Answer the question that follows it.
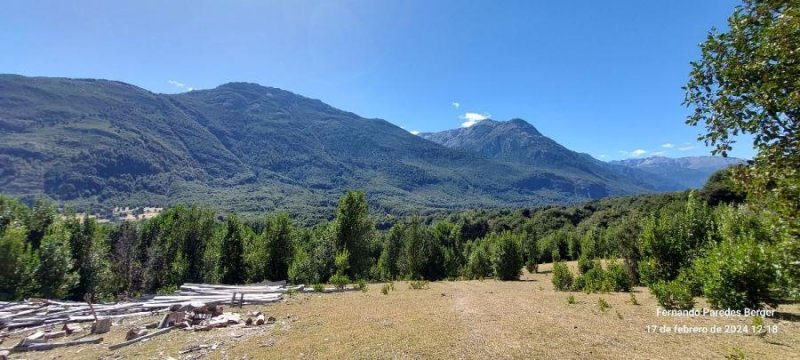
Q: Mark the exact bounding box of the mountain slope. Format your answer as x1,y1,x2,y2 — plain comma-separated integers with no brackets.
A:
420,119,685,193
610,156,746,189
0,75,661,219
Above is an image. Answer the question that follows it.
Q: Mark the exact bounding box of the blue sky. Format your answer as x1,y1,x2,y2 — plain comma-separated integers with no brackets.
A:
1,0,753,160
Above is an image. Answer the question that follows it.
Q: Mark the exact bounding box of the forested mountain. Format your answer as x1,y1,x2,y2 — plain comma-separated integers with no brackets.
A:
2,75,664,219
610,156,746,189
419,119,685,193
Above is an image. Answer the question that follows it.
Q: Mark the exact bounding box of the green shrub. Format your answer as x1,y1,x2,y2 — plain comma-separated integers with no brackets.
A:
329,273,350,290
464,243,491,280
598,297,611,312
580,267,610,293
381,283,390,295
492,232,524,280
409,280,429,290
313,283,325,292
355,279,368,293
551,249,561,262
606,261,633,292
650,280,695,310
637,258,658,286
725,348,746,360
571,274,585,291
629,293,640,306
567,294,576,304
551,262,573,291
694,237,775,310
578,256,594,275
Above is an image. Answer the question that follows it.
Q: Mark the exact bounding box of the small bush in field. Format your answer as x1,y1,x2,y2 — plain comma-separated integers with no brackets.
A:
551,262,574,291
650,280,695,310
313,283,325,292
567,294,576,304
356,279,368,293
329,274,350,290
725,348,746,360
578,256,594,274
389,281,395,291
580,267,610,293
598,297,611,312
629,293,640,306
606,261,633,292
409,280,429,290
637,258,659,286
381,283,391,295
752,316,766,337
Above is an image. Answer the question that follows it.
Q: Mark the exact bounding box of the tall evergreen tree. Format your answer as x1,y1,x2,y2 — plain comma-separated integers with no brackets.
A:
266,212,294,281
220,214,247,284
332,191,374,278
35,222,77,299
0,223,37,300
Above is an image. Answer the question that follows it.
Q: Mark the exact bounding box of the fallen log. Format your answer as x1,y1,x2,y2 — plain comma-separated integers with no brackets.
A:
108,327,172,350
7,319,44,330
12,337,103,352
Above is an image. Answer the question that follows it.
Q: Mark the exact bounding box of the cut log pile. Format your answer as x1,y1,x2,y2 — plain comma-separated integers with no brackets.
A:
0,282,295,352
0,282,297,333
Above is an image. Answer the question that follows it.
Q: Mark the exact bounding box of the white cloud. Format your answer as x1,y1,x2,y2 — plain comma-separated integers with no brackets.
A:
410,130,420,135
460,112,491,127
652,151,666,156
631,149,648,157
167,80,193,92
678,144,694,151
619,149,648,158
661,143,674,148
451,102,460,109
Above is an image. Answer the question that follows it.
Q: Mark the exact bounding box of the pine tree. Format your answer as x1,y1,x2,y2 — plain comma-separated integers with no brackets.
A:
219,215,247,284
332,191,374,278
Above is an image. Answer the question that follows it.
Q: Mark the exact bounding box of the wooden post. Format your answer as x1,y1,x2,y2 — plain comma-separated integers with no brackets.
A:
83,294,98,323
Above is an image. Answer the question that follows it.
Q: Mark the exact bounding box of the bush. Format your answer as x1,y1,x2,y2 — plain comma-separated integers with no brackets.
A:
464,243,492,280
629,293,640,306
409,280,429,290
650,280,695,310
492,232,524,280
577,256,595,275
598,297,611,312
355,279,368,293
381,283,391,295
579,267,610,293
637,258,658,286
567,294,576,304
313,283,325,292
695,237,775,310
606,261,633,292
551,262,573,291
329,273,350,290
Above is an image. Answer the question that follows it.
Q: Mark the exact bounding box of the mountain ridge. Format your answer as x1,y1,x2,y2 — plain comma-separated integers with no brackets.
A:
0,74,665,220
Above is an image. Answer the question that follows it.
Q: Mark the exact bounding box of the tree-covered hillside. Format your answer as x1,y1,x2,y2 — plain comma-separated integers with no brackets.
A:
2,75,665,220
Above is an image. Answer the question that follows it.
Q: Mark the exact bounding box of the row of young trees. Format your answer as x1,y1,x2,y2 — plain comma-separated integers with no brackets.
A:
1,166,794,311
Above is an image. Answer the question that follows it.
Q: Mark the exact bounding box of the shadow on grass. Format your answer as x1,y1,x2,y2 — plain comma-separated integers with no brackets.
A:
773,311,800,323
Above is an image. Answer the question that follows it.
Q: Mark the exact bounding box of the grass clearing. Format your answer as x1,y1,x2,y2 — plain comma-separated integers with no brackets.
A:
5,262,798,359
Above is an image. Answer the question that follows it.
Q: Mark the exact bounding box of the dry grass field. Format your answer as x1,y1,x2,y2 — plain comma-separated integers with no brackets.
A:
5,262,799,359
